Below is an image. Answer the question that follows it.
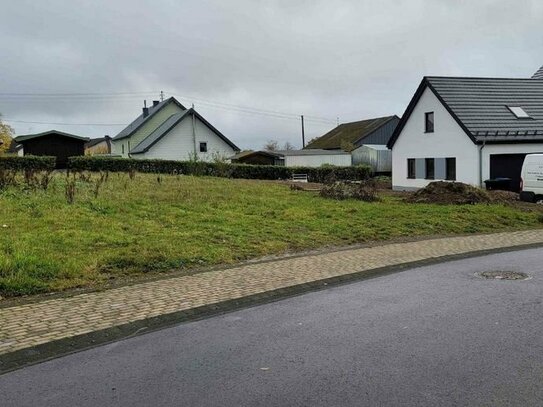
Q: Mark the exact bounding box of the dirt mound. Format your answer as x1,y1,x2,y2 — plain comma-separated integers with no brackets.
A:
487,190,519,204
405,181,491,205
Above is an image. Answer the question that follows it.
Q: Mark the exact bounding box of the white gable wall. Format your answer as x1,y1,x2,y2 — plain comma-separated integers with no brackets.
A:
392,87,479,190
133,115,236,161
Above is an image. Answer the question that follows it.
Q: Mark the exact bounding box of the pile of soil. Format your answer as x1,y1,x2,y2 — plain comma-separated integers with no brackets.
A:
487,190,519,204
405,181,491,205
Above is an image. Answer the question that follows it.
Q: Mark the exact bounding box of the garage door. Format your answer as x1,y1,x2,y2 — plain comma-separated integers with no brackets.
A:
489,154,527,192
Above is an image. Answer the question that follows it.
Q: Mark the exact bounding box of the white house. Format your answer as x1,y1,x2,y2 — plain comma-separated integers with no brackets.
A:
112,98,239,161
388,69,543,191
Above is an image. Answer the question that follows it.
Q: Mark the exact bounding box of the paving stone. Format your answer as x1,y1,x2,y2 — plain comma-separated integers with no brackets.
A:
1,230,543,355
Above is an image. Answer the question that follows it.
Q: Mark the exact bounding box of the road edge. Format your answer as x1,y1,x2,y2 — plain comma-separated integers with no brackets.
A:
1,242,542,375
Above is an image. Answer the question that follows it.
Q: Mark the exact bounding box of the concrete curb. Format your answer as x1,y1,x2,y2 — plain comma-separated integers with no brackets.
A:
1,242,542,375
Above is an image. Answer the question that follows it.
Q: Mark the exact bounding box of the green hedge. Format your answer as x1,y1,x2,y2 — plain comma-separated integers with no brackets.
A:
68,156,372,182
0,155,56,171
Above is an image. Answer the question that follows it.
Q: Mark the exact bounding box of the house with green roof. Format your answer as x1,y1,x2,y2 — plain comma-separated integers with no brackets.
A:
305,115,399,151
304,115,398,172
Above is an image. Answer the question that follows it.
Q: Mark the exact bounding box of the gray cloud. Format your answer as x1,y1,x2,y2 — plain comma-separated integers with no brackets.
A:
1,0,542,149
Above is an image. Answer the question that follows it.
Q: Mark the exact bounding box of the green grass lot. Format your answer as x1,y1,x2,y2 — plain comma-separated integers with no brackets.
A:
1,171,541,297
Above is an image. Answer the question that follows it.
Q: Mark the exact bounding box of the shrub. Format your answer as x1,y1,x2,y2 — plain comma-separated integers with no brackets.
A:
320,180,380,202
0,155,56,171
67,156,373,182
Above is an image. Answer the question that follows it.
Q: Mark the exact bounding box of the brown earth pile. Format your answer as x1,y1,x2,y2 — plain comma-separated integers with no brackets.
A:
487,190,519,204
405,181,491,205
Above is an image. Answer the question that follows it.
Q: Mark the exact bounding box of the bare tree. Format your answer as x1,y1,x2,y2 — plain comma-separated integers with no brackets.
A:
283,142,295,151
264,140,279,151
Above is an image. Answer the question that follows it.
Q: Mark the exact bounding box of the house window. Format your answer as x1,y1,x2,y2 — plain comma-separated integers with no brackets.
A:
407,159,416,179
122,144,125,154
446,157,456,181
425,158,435,179
199,142,208,153
425,112,434,133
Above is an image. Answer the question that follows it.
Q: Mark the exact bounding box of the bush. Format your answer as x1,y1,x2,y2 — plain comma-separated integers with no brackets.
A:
0,155,56,171
67,156,372,182
320,180,380,202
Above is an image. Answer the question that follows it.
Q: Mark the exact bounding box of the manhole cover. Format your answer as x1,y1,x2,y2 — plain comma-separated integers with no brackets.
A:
476,271,531,281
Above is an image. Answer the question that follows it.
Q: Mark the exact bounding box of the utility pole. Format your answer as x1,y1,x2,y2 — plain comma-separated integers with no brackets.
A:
160,91,165,102
192,103,197,156
301,115,305,148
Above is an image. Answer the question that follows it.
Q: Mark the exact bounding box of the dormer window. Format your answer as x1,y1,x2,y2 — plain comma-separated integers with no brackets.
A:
507,106,530,119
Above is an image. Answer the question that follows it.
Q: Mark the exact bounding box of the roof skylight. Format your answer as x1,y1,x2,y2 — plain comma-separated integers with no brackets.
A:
507,106,531,119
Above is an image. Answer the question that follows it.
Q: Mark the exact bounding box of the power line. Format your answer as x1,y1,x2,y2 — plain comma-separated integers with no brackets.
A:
4,119,127,126
0,90,338,124
0,91,158,97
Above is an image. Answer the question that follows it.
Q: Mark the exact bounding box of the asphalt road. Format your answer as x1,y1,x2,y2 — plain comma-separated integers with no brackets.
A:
2,248,543,406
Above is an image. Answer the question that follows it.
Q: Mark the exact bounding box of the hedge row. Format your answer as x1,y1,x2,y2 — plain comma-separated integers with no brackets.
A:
1,155,372,182
68,157,372,182
0,155,56,171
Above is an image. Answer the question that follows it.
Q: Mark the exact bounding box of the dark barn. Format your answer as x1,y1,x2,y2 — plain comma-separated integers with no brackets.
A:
15,130,89,168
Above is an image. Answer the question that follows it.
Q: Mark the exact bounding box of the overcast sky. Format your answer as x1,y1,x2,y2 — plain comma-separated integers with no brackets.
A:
1,0,542,149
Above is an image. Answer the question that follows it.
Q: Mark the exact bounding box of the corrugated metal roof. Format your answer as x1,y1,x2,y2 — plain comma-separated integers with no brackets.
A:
426,76,543,143
305,116,398,149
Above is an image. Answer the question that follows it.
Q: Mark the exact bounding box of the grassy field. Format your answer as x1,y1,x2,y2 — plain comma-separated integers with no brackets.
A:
0,171,541,298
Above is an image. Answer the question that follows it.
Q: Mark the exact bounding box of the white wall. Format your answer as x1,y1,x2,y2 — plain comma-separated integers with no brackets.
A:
481,143,543,182
134,114,237,161
392,87,479,190
284,154,352,167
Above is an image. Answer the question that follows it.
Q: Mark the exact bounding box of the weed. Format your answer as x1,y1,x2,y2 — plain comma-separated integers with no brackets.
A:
0,171,540,298
65,178,76,204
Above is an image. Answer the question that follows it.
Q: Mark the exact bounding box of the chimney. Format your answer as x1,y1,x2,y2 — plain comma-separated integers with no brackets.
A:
142,100,149,117
532,66,543,80
152,100,160,106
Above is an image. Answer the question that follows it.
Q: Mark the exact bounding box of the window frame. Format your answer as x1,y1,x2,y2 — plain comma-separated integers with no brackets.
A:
407,158,416,179
425,112,435,133
425,158,435,180
446,157,456,181
199,142,208,153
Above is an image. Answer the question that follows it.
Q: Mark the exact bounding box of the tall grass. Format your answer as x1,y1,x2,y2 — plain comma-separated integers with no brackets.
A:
0,170,540,297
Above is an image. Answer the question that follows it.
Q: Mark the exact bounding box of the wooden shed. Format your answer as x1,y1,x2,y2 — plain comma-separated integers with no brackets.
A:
14,130,90,168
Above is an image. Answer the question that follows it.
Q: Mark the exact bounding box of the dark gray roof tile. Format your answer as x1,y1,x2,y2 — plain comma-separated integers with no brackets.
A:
426,76,543,142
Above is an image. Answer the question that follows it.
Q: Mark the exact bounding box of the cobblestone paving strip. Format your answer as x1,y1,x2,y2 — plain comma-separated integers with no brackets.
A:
1,230,543,356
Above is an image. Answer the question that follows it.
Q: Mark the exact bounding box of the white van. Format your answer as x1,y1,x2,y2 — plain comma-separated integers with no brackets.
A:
520,154,543,203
